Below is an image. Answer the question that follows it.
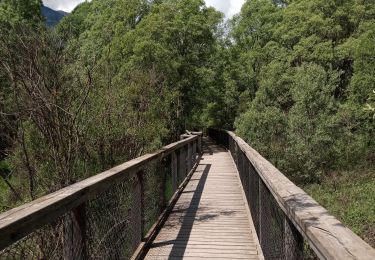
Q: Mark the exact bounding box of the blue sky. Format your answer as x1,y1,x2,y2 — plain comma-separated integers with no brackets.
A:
43,0,245,18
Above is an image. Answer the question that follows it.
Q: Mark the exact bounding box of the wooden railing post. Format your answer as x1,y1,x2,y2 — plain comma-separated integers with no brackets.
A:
159,157,167,210
237,149,244,186
64,203,86,259
208,129,375,260
187,143,192,172
258,178,264,249
171,151,178,193
131,171,144,252
284,218,303,260
192,141,197,165
198,134,202,154
234,140,238,167
0,135,202,258
243,158,250,202
179,147,186,180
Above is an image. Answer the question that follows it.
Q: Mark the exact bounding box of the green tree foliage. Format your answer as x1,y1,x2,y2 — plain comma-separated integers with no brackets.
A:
0,0,43,160
0,0,373,213
219,0,375,183
0,0,43,156
0,0,44,205
367,90,375,118
0,0,42,24
124,0,222,130
0,0,222,205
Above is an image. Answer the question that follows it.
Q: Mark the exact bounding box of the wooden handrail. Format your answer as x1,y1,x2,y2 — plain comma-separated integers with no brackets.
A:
210,129,375,260
0,134,199,251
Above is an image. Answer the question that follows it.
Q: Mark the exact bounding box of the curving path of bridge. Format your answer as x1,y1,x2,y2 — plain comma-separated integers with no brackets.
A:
144,139,263,259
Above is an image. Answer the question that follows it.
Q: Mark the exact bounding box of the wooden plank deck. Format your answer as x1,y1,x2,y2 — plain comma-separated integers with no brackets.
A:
144,139,263,259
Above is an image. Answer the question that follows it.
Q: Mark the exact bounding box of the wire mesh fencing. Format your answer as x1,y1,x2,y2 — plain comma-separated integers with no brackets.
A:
0,134,202,260
0,213,69,259
208,128,319,260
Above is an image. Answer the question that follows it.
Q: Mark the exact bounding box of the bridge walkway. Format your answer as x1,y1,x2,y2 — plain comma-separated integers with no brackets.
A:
144,139,263,259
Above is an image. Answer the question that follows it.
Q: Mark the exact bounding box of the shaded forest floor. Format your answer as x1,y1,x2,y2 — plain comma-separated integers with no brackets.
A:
306,169,375,247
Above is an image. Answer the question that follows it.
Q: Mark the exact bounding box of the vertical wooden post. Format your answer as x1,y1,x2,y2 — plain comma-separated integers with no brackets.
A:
138,172,145,238
228,136,231,155
241,151,245,185
64,203,86,260
243,159,250,202
187,143,192,173
171,151,178,193
234,142,239,167
237,150,243,185
131,171,144,252
198,134,202,154
192,141,197,165
159,158,167,211
284,218,303,260
179,146,186,180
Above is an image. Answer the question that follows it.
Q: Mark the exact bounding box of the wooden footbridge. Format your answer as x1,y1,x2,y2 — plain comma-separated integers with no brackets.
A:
145,139,262,259
0,130,374,259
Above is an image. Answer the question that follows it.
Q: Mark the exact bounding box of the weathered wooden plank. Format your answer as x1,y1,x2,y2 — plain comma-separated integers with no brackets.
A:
149,244,258,250
219,130,375,260
0,135,199,251
146,251,259,259
146,247,258,255
144,140,263,259
151,240,258,246
171,151,178,193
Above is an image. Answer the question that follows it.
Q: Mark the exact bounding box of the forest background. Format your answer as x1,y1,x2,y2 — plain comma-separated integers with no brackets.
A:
0,0,374,246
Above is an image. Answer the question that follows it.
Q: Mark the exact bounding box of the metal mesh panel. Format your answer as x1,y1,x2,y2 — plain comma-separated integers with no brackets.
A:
0,212,82,259
0,163,179,260
86,176,134,260
243,159,250,208
249,163,260,235
259,180,285,259
178,148,186,184
0,137,200,260
143,159,166,233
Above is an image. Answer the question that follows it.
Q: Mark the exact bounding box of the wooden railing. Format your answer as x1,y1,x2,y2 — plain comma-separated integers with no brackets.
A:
208,129,375,260
0,132,202,259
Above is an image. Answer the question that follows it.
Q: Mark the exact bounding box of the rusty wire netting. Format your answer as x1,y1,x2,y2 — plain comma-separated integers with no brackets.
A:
86,176,134,259
143,158,170,234
0,136,199,260
208,128,319,260
0,177,139,260
0,211,82,259
0,164,171,260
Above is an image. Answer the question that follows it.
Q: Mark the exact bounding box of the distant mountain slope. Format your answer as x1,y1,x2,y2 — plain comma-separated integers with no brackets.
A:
41,5,68,27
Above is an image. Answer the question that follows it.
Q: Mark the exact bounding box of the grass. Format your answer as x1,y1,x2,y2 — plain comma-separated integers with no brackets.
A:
0,160,10,177
305,169,375,247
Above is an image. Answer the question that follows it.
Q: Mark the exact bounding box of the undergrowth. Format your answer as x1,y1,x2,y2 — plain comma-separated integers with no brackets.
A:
305,169,375,247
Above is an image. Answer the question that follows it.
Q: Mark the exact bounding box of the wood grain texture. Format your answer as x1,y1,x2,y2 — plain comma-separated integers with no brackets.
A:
0,135,199,251
144,139,263,260
225,130,375,260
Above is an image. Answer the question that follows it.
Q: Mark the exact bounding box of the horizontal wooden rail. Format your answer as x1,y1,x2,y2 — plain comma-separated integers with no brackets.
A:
208,129,375,260
0,134,201,252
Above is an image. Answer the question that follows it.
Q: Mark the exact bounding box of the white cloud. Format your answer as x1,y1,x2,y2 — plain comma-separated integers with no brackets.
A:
43,0,245,17
205,0,245,18
43,0,89,12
